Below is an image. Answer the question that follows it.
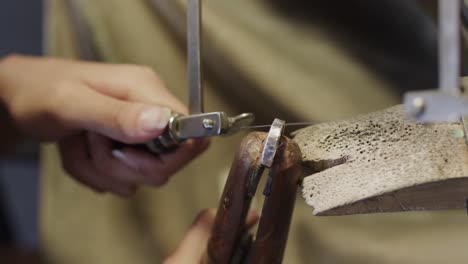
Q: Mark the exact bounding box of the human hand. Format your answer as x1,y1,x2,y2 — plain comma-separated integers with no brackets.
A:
0,55,209,196
163,209,259,264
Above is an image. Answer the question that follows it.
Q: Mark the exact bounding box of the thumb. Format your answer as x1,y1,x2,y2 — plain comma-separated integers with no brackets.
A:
164,209,216,264
164,209,259,264
61,85,171,143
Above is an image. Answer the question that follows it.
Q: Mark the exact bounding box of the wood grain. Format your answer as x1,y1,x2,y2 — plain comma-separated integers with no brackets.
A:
294,105,468,215
205,132,303,263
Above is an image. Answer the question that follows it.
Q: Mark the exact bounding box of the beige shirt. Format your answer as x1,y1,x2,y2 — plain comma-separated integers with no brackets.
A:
41,1,468,263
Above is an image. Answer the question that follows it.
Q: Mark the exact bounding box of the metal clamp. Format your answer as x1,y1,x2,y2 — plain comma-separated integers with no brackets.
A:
146,112,255,153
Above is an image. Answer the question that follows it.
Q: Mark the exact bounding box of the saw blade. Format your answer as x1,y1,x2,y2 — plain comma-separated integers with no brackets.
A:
240,122,316,130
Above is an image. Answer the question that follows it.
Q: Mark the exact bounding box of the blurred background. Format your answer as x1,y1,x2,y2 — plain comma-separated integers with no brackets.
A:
1,0,463,263
268,0,439,94
0,0,43,262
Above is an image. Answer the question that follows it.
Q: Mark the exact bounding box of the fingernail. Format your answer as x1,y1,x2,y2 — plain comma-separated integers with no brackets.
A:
139,107,171,133
112,150,138,170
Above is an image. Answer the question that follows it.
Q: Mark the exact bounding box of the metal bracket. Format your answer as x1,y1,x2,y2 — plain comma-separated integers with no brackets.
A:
404,0,465,123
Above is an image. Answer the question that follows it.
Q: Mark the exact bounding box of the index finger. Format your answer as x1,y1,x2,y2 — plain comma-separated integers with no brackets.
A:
164,209,259,264
74,62,188,114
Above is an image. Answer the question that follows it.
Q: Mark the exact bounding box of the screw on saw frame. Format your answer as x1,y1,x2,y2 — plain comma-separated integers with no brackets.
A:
410,97,425,117
203,118,215,129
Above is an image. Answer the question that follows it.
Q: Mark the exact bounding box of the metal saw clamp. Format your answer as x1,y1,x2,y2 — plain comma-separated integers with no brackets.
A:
146,0,254,153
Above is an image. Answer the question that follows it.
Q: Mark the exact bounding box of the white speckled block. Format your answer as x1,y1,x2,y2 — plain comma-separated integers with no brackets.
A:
294,105,468,215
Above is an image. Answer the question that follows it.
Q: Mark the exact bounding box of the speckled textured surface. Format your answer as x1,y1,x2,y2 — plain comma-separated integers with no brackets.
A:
294,105,468,215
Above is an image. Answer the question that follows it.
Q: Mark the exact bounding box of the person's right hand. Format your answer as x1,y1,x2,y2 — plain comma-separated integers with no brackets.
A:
0,55,209,196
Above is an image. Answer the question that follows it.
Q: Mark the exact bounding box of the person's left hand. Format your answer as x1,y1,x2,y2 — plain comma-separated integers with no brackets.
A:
163,209,259,264
0,55,210,196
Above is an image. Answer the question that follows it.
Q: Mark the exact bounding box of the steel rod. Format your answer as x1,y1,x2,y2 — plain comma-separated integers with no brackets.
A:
187,0,204,114
439,0,461,94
